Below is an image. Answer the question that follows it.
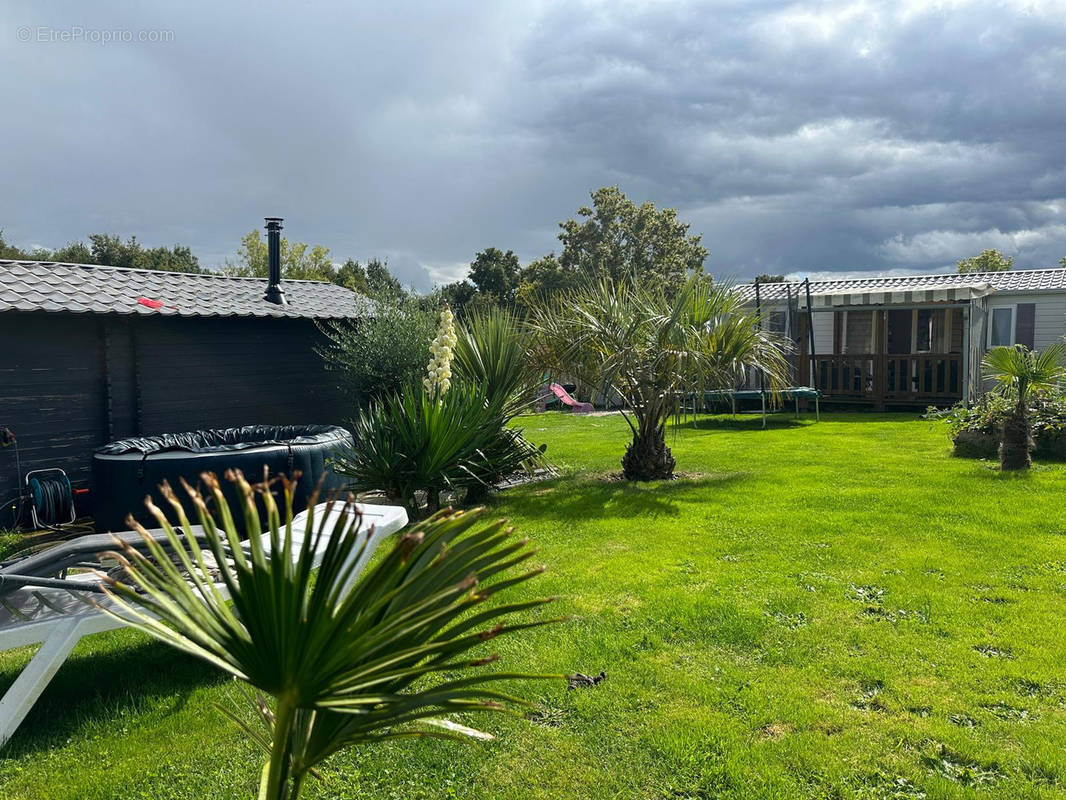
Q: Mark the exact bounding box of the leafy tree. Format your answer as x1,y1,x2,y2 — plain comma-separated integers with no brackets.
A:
50,241,94,264
333,258,371,294
104,473,556,800
756,274,786,283
981,343,1066,470
224,230,333,281
557,186,708,289
0,231,37,260
957,249,1013,274
1,230,201,272
141,244,201,273
89,234,142,269
364,258,404,299
438,280,478,317
469,248,521,304
511,188,709,307
514,254,574,309
223,232,406,297
529,276,788,480
1059,257,1066,268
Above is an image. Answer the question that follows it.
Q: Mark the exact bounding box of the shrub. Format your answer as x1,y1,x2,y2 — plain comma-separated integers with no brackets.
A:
453,309,540,417
928,391,1066,461
318,294,439,402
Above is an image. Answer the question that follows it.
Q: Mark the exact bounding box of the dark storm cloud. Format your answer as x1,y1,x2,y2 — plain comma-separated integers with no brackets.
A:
2,1,1064,287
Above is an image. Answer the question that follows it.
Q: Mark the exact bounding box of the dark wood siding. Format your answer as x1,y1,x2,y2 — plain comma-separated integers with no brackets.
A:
0,311,349,525
133,317,347,434
0,314,107,513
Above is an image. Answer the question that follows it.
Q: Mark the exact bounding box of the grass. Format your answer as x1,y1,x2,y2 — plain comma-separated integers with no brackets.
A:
0,529,22,561
2,411,1066,798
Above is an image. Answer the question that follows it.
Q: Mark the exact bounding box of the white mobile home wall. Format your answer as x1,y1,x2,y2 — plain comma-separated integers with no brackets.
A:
983,292,1066,351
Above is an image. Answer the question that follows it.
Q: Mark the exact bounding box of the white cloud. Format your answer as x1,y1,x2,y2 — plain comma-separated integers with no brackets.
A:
878,222,1066,265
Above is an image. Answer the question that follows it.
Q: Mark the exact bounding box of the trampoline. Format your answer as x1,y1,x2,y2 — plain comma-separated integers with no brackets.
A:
696,387,821,428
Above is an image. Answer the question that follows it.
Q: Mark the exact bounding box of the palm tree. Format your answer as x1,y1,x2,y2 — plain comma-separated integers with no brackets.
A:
102,472,557,800
529,276,789,480
981,342,1066,470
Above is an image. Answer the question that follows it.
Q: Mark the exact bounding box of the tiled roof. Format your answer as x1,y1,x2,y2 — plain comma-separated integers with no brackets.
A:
738,268,1066,302
0,259,367,319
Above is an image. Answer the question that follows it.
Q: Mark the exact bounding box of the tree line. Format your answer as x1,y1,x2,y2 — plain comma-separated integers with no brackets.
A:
5,187,1065,309
0,187,711,312
0,232,204,274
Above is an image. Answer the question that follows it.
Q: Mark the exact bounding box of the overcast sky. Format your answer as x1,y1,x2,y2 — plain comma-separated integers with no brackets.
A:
2,0,1065,288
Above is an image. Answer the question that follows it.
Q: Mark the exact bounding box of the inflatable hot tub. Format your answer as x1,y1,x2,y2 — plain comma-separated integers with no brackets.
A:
92,425,353,533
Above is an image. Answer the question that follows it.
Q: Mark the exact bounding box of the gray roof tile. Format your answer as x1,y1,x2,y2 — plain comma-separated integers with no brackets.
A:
738,268,1066,302
0,259,368,319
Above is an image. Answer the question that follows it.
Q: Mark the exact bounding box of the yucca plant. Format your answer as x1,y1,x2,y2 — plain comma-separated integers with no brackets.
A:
335,383,545,515
453,309,540,417
982,342,1066,470
101,471,557,800
336,309,548,513
528,275,789,480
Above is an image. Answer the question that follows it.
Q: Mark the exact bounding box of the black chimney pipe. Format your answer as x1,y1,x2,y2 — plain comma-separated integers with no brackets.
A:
264,217,287,305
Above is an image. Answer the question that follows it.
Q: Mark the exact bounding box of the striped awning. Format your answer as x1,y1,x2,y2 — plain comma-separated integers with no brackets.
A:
801,282,994,308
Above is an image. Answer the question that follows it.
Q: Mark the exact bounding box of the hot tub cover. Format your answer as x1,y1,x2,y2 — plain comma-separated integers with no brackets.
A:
95,424,350,456
92,425,354,533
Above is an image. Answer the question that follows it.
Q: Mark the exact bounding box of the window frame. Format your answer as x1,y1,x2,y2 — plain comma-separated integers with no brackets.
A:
987,304,1016,348
912,308,935,353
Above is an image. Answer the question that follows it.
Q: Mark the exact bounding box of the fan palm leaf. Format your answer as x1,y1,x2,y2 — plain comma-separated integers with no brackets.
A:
101,472,558,799
528,275,789,479
453,309,540,417
982,342,1066,401
981,342,1066,470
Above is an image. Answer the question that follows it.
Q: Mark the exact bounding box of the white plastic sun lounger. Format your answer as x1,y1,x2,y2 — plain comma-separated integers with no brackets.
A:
0,501,408,747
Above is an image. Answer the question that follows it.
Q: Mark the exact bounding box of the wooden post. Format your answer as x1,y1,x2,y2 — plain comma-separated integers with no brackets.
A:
875,309,886,411
961,304,971,405
804,279,817,389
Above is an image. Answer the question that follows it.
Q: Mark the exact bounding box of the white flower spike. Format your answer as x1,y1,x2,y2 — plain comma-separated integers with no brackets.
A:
425,303,457,396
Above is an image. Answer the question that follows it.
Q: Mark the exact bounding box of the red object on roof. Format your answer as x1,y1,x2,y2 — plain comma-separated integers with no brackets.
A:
138,297,165,309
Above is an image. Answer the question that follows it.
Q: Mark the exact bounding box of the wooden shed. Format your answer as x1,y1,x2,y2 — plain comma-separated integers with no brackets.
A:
0,253,365,523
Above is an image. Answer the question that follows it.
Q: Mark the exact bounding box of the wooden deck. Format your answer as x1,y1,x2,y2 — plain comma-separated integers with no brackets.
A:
811,352,963,406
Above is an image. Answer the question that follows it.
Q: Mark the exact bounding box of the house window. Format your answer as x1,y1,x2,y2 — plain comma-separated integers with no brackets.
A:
842,310,874,354
915,308,934,352
988,306,1015,347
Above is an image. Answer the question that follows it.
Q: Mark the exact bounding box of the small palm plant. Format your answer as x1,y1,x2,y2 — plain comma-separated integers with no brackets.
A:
101,471,557,800
335,308,547,514
982,342,1066,470
529,276,789,480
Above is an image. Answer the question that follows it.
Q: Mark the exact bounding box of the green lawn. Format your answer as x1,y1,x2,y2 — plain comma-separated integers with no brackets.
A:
2,412,1066,799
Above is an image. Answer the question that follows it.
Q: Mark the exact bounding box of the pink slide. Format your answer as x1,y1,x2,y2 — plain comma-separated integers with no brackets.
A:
549,383,594,413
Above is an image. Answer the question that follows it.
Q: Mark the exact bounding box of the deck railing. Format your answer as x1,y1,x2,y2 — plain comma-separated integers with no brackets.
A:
812,353,962,403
